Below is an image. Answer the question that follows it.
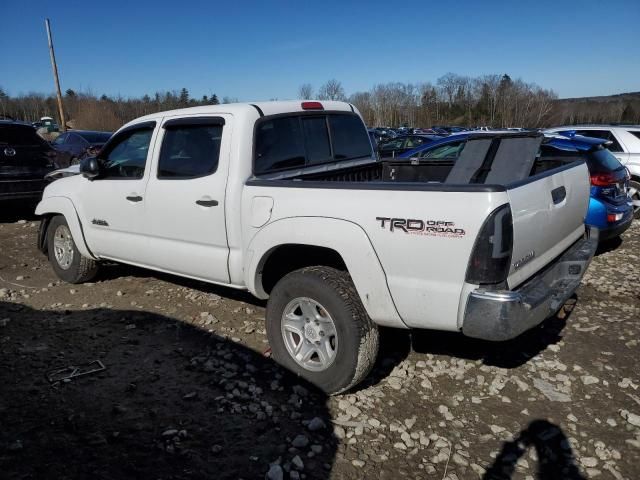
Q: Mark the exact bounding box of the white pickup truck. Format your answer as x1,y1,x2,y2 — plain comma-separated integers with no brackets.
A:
36,101,598,393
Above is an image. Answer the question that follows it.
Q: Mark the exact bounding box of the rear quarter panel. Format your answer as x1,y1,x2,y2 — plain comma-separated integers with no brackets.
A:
242,184,509,331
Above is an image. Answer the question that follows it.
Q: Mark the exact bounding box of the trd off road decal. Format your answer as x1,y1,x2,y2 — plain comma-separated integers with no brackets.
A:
376,217,465,238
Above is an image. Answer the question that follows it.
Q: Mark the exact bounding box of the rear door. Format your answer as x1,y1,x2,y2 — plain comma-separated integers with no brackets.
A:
142,115,231,283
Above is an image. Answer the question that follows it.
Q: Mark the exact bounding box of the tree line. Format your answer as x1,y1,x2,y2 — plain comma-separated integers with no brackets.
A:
0,87,236,132
1,74,638,132
301,75,639,128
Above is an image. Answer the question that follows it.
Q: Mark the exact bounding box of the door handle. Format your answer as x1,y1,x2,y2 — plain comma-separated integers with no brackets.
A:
551,186,566,205
196,199,219,207
126,195,143,202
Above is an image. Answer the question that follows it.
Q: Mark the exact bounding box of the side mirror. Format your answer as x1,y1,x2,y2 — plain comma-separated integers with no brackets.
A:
80,156,101,180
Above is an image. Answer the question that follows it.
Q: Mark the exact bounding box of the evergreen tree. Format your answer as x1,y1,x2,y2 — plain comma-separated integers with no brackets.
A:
179,88,189,105
210,94,219,105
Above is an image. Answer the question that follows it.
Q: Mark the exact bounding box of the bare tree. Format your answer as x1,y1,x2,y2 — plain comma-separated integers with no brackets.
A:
298,83,314,100
318,79,346,101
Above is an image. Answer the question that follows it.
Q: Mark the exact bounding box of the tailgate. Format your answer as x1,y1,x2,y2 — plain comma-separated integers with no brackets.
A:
506,162,590,288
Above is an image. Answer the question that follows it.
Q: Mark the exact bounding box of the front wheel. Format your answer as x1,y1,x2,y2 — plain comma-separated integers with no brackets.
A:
47,215,99,284
266,266,379,394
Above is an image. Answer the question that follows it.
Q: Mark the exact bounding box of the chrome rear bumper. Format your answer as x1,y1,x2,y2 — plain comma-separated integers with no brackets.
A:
462,228,598,341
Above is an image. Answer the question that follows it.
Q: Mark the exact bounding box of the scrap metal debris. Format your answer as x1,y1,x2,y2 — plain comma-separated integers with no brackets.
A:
46,360,106,384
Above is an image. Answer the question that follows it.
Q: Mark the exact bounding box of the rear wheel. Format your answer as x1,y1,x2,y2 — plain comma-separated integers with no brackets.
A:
630,178,640,219
47,215,99,284
266,266,379,394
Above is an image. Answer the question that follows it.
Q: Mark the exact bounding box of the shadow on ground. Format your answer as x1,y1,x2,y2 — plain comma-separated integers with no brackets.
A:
595,236,623,256
484,420,586,480
411,296,577,369
362,295,578,381
0,200,40,224
0,302,336,480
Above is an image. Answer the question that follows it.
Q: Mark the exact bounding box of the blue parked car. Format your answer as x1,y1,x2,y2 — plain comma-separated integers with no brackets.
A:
399,132,633,241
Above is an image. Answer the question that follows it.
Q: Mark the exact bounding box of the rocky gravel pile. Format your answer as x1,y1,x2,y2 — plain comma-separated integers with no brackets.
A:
0,216,638,479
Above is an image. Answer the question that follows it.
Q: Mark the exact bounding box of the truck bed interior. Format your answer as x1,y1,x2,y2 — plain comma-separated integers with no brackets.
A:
283,133,583,187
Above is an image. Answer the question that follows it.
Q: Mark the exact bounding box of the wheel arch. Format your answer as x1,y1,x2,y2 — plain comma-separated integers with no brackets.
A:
35,196,97,260
246,217,406,328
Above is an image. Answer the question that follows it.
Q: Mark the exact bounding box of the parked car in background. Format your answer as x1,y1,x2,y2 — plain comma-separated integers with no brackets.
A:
412,128,440,135
545,125,640,218
372,127,397,138
400,132,633,241
432,125,467,134
378,134,442,158
368,128,393,147
0,119,58,202
51,130,112,167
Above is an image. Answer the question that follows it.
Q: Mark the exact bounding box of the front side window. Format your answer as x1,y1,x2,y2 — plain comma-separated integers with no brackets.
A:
405,137,422,148
419,141,465,159
158,124,222,178
100,127,154,179
380,138,403,150
254,113,372,175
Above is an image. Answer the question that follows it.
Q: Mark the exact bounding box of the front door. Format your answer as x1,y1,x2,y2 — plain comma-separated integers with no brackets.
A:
76,122,158,262
143,115,231,283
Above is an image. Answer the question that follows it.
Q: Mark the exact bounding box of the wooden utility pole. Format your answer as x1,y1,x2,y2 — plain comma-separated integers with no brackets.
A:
45,18,66,132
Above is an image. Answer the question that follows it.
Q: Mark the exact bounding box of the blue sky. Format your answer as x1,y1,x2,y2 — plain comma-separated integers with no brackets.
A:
1,0,638,100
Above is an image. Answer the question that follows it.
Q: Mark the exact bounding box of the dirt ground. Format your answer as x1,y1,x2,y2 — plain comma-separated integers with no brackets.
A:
0,202,639,480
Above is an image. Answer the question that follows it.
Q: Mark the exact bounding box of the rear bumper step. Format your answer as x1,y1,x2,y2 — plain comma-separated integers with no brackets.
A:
462,227,598,341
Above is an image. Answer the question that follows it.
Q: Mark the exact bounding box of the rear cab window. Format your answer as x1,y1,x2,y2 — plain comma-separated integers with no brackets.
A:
254,113,371,175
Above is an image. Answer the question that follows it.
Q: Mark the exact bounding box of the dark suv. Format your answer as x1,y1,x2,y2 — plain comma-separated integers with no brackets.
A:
0,121,58,202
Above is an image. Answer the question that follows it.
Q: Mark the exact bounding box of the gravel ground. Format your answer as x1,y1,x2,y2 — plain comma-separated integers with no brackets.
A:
0,205,638,480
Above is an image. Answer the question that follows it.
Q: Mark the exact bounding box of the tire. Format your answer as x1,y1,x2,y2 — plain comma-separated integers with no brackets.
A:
266,266,379,394
47,215,99,284
630,178,640,220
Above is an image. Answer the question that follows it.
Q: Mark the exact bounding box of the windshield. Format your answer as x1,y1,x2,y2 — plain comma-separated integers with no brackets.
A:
78,132,112,144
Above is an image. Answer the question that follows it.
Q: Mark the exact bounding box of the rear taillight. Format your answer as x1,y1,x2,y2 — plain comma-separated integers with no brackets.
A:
590,172,617,186
607,213,623,223
465,204,513,285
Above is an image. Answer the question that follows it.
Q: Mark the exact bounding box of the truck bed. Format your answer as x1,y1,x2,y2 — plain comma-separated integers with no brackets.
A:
284,135,579,188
